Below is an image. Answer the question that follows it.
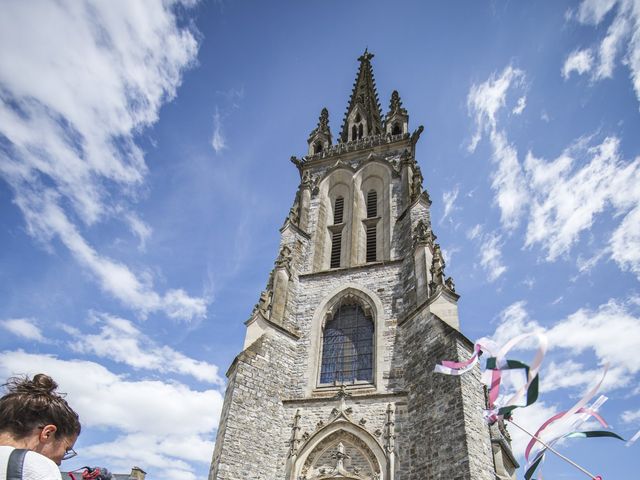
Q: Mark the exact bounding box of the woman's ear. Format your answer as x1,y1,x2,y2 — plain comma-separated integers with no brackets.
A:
39,424,58,442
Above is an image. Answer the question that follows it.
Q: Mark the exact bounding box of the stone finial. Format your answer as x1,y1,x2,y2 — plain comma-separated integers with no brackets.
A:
410,164,424,202
286,191,301,226
289,409,302,457
309,108,331,139
389,90,404,114
385,403,396,454
257,289,272,316
429,244,446,294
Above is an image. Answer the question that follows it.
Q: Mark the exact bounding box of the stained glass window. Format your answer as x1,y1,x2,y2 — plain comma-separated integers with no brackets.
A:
319,303,373,384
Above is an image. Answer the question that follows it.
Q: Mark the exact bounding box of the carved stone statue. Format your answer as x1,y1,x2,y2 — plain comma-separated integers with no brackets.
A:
445,276,456,293
275,245,293,271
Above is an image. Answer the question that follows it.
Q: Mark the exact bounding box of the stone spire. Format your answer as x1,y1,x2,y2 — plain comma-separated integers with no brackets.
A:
307,107,333,155
339,49,383,142
385,90,409,136
388,90,406,115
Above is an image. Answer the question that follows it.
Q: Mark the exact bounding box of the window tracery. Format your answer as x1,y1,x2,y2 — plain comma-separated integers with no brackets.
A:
319,303,373,384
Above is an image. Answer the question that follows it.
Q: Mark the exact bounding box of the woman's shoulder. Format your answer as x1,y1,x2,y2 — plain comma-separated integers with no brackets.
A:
23,450,62,480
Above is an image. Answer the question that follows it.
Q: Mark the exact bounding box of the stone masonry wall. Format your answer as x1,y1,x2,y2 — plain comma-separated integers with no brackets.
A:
399,308,495,480
209,332,297,480
290,262,406,397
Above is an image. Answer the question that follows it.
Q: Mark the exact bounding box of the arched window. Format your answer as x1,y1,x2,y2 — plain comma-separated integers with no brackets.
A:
351,125,358,141
391,122,401,135
319,303,373,384
314,141,323,154
358,123,363,139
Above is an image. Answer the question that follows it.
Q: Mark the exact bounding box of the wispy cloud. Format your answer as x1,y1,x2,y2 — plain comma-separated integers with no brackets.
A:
468,66,529,230
562,48,595,78
487,298,640,393
468,65,525,153
512,95,527,115
64,312,224,384
0,350,223,480
622,408,640,423
466,224,507,281
524,137,640,269
211,87,244,154
0,1,207,320
441,185,459,222
468,66,640,278
566,0,640,107
1,318,46,343
211,107,227,153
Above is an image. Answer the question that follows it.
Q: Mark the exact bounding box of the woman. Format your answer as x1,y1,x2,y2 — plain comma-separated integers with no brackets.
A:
0,374,81,480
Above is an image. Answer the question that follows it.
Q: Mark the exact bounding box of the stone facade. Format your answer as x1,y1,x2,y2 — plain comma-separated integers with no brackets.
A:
209,51,516,480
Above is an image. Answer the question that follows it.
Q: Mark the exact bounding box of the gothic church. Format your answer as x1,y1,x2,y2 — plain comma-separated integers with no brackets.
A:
208,51,516,480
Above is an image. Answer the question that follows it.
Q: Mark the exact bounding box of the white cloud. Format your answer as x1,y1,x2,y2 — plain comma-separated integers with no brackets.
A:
576,0,618,24
21,196,206,321
211,107,227,153
610,205,640,277
0,0,207,320
482,298,640,458
562,48,594,78
622,408,640,423
0,318,46,342
480,232,507,281
441,185,459,221
123,212,153,251
489,130,528,230
467,224,482,240
467,66,528,230
466,224,507,282
512,96,527,115
576,249,608,274
468,66,640,277
468,65,525,153
524,137,640,267
0,351,224,480
522,276,535,289
66,312,224,385
488,299,640,392
569,0,640,107
508,401,560,459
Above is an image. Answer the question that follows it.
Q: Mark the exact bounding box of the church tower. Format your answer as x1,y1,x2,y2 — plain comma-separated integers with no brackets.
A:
208,51,516,480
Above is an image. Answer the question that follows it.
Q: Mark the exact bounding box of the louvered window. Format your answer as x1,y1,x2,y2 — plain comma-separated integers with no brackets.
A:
320,304,373,384
330,231,342,269
366,190,377,218
334,197,344,224
366,225,376,262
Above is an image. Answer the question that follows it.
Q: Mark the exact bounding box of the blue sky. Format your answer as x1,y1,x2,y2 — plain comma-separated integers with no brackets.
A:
0,1,639,479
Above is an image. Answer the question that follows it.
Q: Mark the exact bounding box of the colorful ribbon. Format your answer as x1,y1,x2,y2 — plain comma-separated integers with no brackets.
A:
434,331,547,424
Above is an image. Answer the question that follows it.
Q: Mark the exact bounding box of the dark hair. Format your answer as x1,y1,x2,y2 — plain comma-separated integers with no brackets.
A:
0,373,81,439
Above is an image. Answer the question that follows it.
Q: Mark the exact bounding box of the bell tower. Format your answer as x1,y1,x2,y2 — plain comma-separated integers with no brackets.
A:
208,51,516,480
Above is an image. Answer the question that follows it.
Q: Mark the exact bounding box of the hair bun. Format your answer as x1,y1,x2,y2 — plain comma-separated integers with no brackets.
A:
9,373,59,395
31,374,58,394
